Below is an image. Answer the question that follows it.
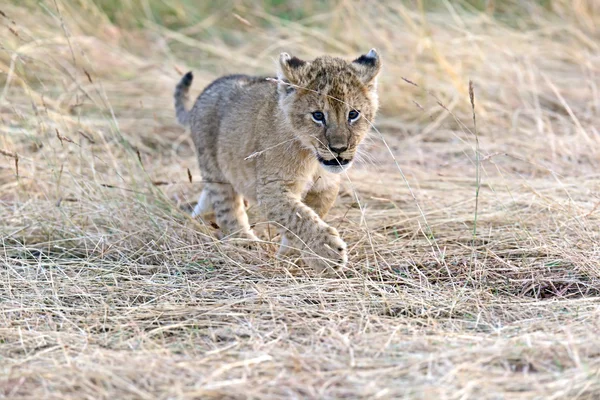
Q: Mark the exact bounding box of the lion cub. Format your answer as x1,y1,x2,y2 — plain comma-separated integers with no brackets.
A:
174,50,381,273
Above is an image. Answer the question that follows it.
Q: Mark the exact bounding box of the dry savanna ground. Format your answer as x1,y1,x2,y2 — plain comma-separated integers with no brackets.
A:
1,0,599,399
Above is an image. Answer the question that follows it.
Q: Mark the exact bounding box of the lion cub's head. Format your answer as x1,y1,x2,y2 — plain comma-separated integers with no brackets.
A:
276,50,382,174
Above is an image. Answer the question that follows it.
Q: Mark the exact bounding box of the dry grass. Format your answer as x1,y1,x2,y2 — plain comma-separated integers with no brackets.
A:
1,0,599,398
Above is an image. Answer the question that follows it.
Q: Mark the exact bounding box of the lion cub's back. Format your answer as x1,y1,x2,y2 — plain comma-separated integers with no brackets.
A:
189,75,275,151
192,74,273,122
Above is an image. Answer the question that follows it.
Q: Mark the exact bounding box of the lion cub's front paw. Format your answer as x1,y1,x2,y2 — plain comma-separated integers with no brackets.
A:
304,226,347,274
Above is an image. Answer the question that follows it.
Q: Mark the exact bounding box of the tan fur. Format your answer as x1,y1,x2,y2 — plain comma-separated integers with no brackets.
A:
174,50,382,273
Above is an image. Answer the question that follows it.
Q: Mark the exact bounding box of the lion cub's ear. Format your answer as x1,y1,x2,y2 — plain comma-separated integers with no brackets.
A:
277,52,310,94
351,49,382,88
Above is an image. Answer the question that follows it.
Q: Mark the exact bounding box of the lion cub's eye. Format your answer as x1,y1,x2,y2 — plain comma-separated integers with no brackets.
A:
348,110,360,122
311,111,326,124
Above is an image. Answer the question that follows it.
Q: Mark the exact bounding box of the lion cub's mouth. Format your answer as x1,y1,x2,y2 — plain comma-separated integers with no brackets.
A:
319,156,350,166
317,155,352,173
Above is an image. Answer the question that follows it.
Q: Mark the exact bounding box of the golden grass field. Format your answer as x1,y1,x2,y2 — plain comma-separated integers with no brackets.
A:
1,0,599,398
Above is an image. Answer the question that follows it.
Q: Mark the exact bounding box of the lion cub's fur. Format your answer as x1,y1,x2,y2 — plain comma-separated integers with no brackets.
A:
174,50,381,273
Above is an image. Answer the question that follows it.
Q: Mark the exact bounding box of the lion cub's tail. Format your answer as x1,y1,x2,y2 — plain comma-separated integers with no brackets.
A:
174,71,193,126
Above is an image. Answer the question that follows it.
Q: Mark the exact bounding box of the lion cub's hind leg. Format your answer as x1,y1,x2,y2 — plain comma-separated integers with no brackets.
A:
207,183,258,243
192,188,213,219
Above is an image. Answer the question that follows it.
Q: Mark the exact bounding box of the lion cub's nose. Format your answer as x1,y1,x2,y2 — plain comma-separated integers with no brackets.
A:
328,144,348,155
